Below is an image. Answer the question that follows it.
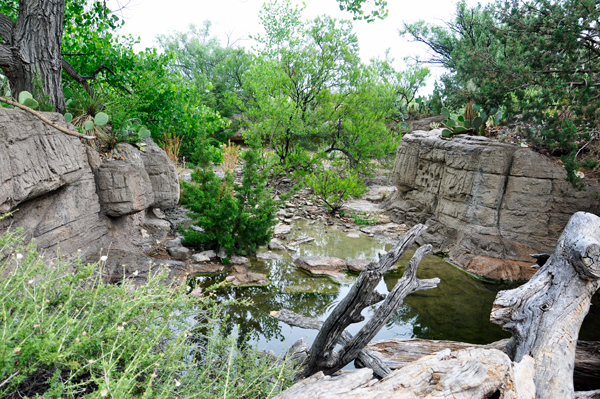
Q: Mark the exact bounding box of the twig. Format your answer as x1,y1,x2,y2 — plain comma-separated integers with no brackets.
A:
0,370,20,389
0,97,97,140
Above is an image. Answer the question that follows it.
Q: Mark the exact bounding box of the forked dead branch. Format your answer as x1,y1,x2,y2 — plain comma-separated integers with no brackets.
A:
271,224,440,379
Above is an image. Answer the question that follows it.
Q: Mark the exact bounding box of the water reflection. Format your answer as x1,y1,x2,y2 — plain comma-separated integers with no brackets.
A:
191,220,600,352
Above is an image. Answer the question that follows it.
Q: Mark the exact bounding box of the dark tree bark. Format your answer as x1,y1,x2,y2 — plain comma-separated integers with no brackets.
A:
0,0,66,110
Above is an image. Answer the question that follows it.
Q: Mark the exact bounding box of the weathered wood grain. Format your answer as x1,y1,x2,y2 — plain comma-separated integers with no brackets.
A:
491,211,600,399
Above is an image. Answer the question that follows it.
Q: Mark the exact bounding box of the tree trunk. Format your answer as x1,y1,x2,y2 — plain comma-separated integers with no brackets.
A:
491,211,600,399
0,0,65,110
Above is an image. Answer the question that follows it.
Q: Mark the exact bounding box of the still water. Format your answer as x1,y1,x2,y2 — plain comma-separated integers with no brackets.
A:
192,220,600,352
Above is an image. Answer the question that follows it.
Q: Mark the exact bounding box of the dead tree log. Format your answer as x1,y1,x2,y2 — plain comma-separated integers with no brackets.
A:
364,338,600,391
491,211,600,399
272,224,439,379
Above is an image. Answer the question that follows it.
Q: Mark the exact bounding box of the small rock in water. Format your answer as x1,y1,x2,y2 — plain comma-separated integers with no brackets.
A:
347,233,360,238
164,238,182,248
274,222,292,235
268,238,286,251
347,259,371,272
192,253,210,262
168,246,191,260
256,252,283,261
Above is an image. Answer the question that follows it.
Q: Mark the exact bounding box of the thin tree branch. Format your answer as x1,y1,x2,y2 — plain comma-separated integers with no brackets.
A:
0,97,97,140
61,59,132,96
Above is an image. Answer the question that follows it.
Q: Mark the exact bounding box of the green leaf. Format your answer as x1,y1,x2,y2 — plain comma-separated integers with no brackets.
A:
64,113,73,124
441,107,450,118
18,91,33,105
94,112,109,126
442,129,452,138
472,104,481,112
445,119,456,128
23,98,39,109
455,126,466,133
84,120,94,131
464,120,471,128
457,115,465,122
494,110,503,125
472,116,483,129
479,112,488,122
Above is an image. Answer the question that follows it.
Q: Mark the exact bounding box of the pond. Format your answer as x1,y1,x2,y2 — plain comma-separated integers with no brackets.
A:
191,220,600,353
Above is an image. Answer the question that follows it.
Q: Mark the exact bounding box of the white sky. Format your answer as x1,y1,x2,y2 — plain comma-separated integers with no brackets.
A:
109,0,490,94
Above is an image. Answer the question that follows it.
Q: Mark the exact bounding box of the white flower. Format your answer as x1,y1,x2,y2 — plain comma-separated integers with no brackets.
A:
100,389,108,397
576,171,585,179
175,379,181,387
132,270,139,277
28,279,34,284
16,253,23,260
100,255,108,262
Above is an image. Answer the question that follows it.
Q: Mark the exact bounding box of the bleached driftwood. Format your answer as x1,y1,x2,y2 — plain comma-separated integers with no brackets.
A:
364,338,600,390
274,348,536,399
491,211,600,399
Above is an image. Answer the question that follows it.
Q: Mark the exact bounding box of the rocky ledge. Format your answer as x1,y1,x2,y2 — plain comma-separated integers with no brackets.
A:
385,130,600,281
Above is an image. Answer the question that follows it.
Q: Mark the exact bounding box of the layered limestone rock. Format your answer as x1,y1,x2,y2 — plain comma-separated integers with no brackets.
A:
385,131,600,280
0,108,179,270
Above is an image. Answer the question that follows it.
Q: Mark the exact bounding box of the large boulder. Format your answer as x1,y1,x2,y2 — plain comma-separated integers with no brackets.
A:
0,108,108,259
95,160,154,216
0,108,181,266
385,131,600,280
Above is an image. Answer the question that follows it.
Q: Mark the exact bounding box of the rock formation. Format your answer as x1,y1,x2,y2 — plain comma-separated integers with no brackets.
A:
385,130,600,280
0,107,180,281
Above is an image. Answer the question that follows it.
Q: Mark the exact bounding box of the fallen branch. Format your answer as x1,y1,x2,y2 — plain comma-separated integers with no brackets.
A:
271,309,392,378
0,97,96,140
271,224,439,379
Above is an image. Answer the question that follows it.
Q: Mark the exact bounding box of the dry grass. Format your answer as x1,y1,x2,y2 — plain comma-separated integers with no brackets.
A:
160,132,182,167
222,140,240,173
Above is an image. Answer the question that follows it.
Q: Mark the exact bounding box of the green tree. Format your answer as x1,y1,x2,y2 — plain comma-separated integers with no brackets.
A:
182,134,277,256
243,0,400,173
402,0,600,187
157,21,252,118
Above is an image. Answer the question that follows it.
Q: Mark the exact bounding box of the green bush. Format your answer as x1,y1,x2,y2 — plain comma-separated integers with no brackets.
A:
305,167,367,213
0,223,293,398
182,134,278,256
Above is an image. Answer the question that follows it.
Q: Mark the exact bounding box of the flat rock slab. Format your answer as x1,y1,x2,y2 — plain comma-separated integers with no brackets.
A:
347,233,360,238
231,272,269,286
198,250,216,258
346,259,372,272
342,199,382,213
268,238,286,250
294,256,347,272
167,246,191,260
274,222,292,235
190,263,225,274
360,223,407,236
230,255,249,265
363,185,397,202
294,256,352,284
191,253,210,262
256,252,283,261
